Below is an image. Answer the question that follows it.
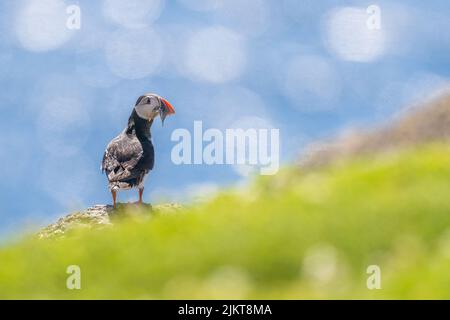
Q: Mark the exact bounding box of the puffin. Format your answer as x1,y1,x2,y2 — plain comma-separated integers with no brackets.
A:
101,93,175,208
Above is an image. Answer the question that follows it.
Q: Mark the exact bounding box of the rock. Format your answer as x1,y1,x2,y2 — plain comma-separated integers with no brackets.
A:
37,205,114,239
37,202,182,239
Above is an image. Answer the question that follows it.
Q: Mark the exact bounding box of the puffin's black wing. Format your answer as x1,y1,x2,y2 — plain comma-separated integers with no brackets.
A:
101,133,149,183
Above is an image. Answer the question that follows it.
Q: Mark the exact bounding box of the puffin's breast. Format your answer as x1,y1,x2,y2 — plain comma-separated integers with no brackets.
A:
140,138,155,172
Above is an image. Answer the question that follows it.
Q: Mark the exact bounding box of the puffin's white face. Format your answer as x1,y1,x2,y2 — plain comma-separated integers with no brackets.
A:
134,94,161,121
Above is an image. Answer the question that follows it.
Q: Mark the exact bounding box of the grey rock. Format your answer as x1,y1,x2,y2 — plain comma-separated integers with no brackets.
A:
37,203,182,239
37,205,114,239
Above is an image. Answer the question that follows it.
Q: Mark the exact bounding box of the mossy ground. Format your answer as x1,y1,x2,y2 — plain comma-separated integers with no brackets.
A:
1,144,449,299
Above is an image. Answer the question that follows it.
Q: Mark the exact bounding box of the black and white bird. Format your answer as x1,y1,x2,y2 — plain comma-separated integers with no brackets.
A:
101,93,175,208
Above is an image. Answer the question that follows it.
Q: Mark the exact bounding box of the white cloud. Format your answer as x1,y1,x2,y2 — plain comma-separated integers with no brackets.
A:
184,26,247,83
102,0,164,28
323,6,385,62
282,54,341,112
14,0,73,52
105,28,164,79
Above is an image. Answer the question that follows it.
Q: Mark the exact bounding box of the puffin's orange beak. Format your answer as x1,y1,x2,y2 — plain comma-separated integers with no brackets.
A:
161,98,175,115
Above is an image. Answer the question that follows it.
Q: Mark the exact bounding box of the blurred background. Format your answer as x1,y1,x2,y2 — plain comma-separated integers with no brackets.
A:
1,0,450,239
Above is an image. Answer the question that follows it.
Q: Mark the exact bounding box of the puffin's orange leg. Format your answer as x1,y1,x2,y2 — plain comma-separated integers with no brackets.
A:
138,188,144,205
112,190,117,209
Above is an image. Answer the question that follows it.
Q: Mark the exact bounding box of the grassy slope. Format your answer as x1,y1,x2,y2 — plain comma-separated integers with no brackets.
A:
1,144,450,299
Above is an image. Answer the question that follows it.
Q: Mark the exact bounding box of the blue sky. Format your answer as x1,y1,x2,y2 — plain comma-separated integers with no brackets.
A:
1,0,450,238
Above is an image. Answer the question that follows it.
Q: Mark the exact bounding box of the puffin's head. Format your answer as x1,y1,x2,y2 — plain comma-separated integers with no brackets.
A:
134,93,175,125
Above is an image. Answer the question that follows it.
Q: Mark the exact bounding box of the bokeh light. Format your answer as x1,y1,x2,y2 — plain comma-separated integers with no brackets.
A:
323,6,385,62
214,0,270,37
105,28,164,79
102,0,164,28
210,87,270,128
184,26,247,83
282,54,341,112
14,0,73,52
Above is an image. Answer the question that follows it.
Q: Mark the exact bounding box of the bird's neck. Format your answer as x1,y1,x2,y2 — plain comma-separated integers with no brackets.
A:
127,110,153,139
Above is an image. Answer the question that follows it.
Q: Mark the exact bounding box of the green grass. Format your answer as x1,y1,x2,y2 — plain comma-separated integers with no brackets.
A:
1,144,450,299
